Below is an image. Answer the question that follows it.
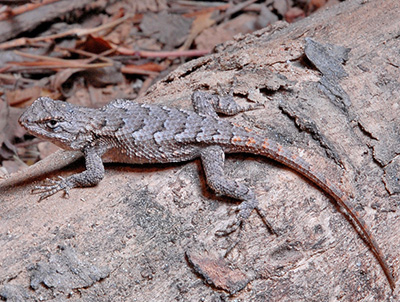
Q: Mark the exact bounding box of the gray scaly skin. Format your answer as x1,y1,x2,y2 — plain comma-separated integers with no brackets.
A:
18,91,395,289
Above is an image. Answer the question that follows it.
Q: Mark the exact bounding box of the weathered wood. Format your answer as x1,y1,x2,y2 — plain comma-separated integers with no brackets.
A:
1,0,399,300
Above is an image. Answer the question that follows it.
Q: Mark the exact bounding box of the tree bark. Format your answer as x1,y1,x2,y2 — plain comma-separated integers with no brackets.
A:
1,0,399,301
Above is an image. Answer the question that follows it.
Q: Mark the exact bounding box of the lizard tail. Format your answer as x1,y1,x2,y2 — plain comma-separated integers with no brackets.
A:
228,134,395,290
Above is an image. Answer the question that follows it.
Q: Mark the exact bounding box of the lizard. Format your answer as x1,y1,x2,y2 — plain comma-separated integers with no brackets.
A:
17,91,395,290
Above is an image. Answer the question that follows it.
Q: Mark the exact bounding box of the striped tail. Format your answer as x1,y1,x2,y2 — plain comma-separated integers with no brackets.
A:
228,133,395,290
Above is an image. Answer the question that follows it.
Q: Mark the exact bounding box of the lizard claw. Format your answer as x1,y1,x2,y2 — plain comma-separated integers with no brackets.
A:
215,202,250,237
216,204,277,236
226,204,240,216
32,176,71,201
215,217,244,258
215,218,243,237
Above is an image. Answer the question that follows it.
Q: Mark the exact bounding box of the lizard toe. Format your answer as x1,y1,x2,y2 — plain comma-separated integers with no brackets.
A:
33,176,72,201
215,217,243,237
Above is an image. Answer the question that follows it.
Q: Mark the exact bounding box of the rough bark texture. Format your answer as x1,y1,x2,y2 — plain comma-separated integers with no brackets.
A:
1,0,400,301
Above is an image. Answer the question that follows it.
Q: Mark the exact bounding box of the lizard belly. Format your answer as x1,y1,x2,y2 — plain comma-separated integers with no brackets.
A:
101,141,201,164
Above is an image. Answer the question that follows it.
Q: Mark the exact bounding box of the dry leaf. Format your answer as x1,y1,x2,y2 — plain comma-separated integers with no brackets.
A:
5,86,42,106
140,11,193,49
80,34,113,54
0,100,25,160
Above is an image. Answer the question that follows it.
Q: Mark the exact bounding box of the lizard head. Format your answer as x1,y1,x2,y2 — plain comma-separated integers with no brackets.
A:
19,97,94,150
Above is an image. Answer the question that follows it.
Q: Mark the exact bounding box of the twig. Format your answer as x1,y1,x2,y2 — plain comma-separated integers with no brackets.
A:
214,0,259,23
0,0,60,21
116,47,210,58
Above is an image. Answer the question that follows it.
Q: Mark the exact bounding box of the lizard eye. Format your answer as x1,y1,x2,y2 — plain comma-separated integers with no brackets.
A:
46,120,59,129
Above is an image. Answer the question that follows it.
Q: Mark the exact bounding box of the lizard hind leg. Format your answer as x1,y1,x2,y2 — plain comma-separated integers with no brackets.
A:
200,145,271,237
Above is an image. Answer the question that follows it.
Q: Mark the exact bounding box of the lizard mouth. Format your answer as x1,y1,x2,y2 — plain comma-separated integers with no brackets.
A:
18,110,30,129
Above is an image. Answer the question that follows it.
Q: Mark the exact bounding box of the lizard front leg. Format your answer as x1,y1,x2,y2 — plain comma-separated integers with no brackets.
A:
33,147,105,200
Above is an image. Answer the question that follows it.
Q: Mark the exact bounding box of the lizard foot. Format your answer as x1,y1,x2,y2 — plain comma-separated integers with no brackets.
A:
237,201,277,235
215,205,278,257
214,200,256,237
215,216,243,237
215,203,277,237
215,217,244,258
32,176,71,201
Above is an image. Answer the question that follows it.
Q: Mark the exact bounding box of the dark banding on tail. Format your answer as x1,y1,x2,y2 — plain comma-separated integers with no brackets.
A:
230,134,395,290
